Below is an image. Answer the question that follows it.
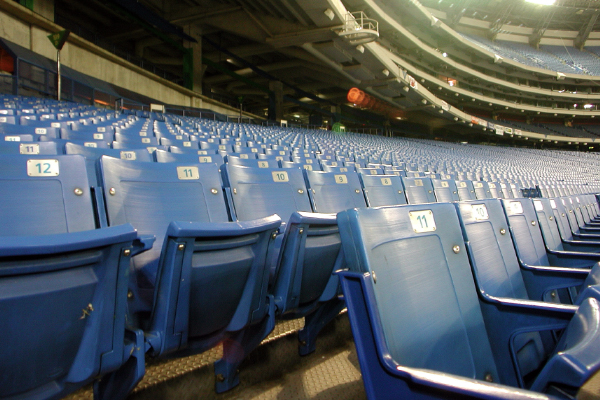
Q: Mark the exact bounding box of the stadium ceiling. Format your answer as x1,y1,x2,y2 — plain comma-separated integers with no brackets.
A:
419,0,600,35
53,0,364,122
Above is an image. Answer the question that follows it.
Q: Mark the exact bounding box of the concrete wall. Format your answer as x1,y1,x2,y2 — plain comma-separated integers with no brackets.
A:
0,2,260,119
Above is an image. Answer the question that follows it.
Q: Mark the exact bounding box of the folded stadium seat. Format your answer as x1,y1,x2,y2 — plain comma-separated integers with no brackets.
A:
337,204,600,399
432,178,460,202
66,142,153,187
282,159,321,171
304,170,367,214
406,171,424,178
488,182,505,198
61,130,115,145
320,159,342,168
559,197,600,239
0,154,148,400
1,133,34,142
0,140,60,155
455,198,600,386
456,179,477,200
502,198,600,303
401,177,436,204
473,181,493,199
169,145,217,155
356,167,384,175
222,164,344,356
233,145,262,155
100,157,280,393
510,182,524,198
322,164,353,173
0,123,60,139
113,136,159,148
571,195,600,228
154,149,224,167
359,174,407,207
226,155,278,168
159,137,200,150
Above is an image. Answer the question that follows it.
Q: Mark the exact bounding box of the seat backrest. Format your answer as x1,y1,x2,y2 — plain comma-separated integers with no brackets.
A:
559,197,583,234
455,199,546,378
501,198,551,266
101,157,230,288
227,155,278,168
401,177,436,204
359,174,407,207
432,178,459,202
337,203,499,381
304,170,367,213
0,154,96,235
487,182,504,199
223,164,312,221
455,199,530,301
456,180,476,201
0,141,59,155
532,198,565,252
473,181,492,199
155,149,224,167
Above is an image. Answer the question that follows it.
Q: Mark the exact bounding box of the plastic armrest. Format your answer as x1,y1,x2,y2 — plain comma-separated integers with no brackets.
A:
288,211,338,226
520,263,591,277
547,248,600,260
165,214,281,238
0,223,139,256
483,294,578,316
561,239,600,253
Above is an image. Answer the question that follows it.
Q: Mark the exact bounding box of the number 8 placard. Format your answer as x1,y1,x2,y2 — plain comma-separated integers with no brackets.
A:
408,210,436,233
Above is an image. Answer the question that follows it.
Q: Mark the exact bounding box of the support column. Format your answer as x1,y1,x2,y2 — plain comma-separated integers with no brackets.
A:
184,24,203,93
268,81,284,121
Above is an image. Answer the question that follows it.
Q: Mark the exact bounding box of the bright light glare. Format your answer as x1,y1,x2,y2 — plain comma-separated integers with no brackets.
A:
584,104,594,109
525,0,555,5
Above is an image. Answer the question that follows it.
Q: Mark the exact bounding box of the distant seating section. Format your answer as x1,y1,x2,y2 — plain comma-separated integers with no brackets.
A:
461,33,600,76
3,95,600,399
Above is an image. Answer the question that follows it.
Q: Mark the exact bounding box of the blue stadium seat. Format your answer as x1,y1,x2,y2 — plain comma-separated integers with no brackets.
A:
0,140,60,155
304,170,367,213
455,198,600,386
432,178,460,202
222,164,345,355
154,149,224,167
473,181,492,199
502,198,600,304
337,203,600,398
456,179,477,200
359,174,407,207
0,154,147,400
226,155,278,168
401,177,436,204
100,157,281,393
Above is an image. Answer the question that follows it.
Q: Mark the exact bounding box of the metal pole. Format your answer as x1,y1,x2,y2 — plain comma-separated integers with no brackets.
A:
57,50,61,101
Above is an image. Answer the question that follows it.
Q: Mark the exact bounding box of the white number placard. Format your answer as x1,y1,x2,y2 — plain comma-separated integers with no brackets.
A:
472,204,489,220
84,142,97,147
370,169,377,175
474,182,483,188
330,161,338,167
279,151,286,155
550,199,557,209
459,182,467,188
120,151,136,160
34,128,47,135
240,153,249,159
441,181,449,188
258,161,269,168
381,177,392,186
488,183,496,188
176,135,183,140
183,141,192,147
93,133,104,140
198,150,208,155
334,174,348,184
409,210,436,233
534,200,544,211
251,148,258,153
0,117,6,122
20,144,39,154
177,166,199,180
51,122,61,128
198,156,212,163
140,132,147,137
5,136,20,141
305,159,313,164
339,167,347,172
27,159,59,176
510,201,524,214
275,156,283,161
414,179,423,187
272,171,289,182
303,165,312,171
142,138,151,144
97,127,106,132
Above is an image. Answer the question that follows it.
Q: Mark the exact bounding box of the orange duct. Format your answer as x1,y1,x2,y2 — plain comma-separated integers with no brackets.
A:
346,87,405,119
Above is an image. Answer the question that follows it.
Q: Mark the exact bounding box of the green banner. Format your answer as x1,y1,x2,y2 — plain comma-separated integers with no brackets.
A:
47,30,70,51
